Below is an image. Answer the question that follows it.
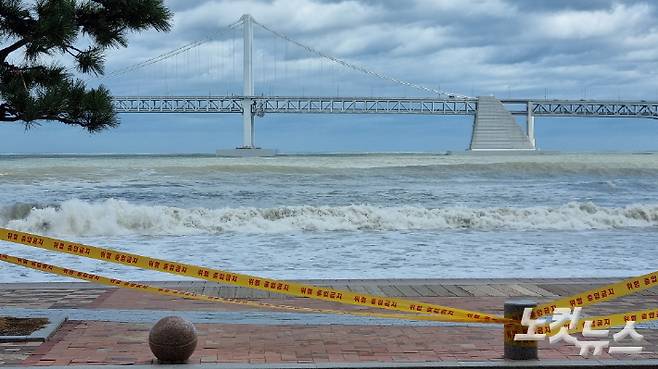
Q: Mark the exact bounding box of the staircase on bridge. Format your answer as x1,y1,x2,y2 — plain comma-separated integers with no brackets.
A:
469,96,535,151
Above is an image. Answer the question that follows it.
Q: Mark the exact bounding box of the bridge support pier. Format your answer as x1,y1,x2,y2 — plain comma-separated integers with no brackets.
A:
241,98,254,148
469,96,535,151
527,102,536,149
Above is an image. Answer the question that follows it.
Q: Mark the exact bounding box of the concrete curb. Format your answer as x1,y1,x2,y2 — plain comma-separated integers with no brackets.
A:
0,313,67,343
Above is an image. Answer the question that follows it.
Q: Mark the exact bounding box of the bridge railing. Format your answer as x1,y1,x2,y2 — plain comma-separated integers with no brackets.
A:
254,96,478,115
112,96,479,115
504,99,658,118
112,95,658,119
112,96,244,113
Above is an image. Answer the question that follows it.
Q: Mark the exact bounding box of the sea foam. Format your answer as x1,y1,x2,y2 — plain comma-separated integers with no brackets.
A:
2,199,657,236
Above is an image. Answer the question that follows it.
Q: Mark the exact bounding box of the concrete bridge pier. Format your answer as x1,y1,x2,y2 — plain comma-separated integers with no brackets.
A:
527,101,536,149
241,98,255,149
469,96,536,152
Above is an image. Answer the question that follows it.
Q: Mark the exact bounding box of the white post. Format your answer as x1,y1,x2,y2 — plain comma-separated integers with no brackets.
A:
241,14,254,148
527,101,535,149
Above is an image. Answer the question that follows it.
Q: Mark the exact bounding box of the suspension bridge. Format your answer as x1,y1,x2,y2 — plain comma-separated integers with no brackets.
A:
102,15,658,155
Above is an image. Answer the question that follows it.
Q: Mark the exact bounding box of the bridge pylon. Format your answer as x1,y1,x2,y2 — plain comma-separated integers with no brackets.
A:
217,14,276,157
241,13,254,149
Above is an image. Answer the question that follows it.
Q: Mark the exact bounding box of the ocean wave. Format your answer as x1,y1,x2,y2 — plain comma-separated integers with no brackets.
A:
1,199,657,236
0,202,52,226
380,162,658,177
3,154,658,178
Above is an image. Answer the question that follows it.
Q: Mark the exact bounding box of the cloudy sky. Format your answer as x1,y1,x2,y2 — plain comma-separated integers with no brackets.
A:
3,0,658,153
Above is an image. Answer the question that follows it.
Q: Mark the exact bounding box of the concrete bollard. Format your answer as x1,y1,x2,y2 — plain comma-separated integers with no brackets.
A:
504,299,538,360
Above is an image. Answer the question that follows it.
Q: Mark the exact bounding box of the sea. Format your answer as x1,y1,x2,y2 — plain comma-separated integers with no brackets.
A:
0,153,657,283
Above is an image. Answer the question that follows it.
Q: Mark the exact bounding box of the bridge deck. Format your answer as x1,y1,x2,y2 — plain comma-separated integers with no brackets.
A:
112,96,658,119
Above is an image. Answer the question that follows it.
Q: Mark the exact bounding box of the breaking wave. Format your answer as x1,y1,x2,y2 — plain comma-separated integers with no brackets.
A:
1,199,658,236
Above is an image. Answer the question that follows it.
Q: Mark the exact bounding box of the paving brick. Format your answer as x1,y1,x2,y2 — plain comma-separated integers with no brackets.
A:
3,281,658,366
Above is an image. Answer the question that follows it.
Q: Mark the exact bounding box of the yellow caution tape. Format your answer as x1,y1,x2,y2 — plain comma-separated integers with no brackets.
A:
0,228,508,324
528,308,658,336
0,252,486,323
533,271,658,318
568,308,658,333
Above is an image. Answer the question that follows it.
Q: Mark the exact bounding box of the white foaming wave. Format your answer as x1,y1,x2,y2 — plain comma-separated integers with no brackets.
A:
3,199,658,236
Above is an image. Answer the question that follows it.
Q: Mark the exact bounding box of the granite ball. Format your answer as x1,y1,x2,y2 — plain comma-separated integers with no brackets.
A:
149,316,198,363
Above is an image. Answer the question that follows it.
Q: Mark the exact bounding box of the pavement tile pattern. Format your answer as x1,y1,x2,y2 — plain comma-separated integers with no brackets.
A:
0,278,656,366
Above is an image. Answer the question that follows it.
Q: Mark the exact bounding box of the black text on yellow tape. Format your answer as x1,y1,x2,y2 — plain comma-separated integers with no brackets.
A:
530,308,658,336
0,228,509,323
567,308,658,334
0,252,488,323
533,272,658,318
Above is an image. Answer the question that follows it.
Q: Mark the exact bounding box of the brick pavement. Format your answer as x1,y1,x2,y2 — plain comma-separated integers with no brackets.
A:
0,280,657,366
12,320,658,366
16,321,658,366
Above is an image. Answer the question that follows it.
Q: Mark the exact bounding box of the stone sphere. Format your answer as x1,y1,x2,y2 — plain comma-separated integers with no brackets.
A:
149,316,198,363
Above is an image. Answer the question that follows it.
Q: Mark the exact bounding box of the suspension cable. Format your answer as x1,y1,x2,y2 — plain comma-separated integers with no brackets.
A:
94,19,243,81
252,18,469,99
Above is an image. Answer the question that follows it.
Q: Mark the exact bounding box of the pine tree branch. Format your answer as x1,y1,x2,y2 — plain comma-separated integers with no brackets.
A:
0,105,85,125
1,0,171,132
0,39,28,62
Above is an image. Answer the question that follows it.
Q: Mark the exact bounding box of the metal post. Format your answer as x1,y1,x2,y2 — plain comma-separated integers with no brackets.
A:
504,300,538,360
241,14,254,149
527,102,535,149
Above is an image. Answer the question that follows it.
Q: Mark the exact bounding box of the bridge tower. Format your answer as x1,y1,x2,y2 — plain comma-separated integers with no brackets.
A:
217,14,276,157
241,13,254,149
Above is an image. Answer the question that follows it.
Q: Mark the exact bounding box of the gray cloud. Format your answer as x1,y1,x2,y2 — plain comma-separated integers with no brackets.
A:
94,0,658,100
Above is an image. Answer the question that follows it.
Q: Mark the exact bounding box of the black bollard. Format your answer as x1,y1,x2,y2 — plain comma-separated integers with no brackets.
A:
504,299,539,360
